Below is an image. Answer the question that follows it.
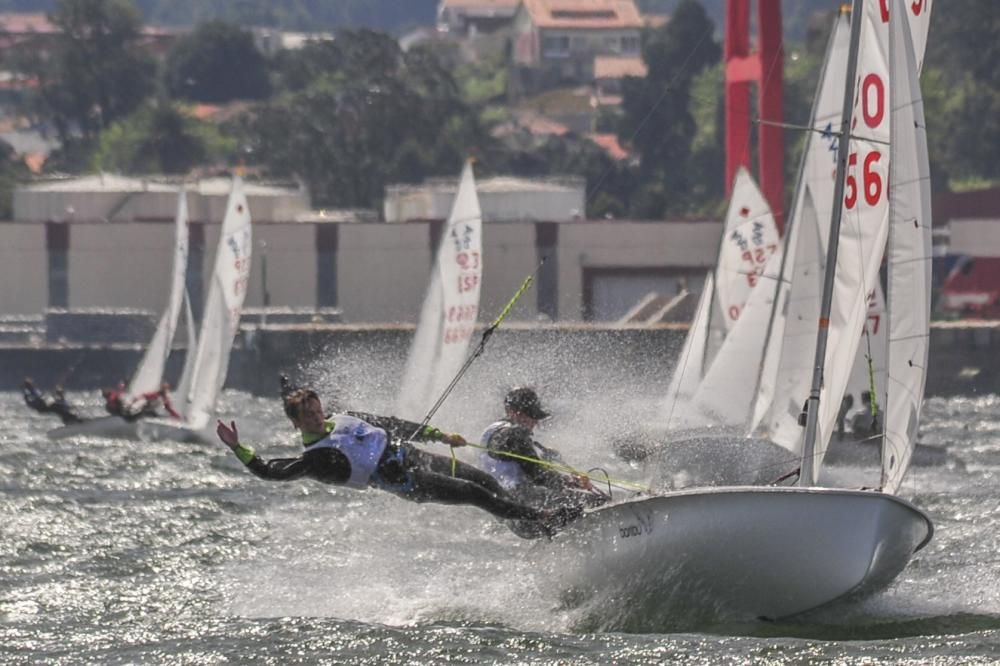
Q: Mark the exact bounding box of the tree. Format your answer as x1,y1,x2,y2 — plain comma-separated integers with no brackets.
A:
246,30,492,209
618,0,720,216
92,100,237,174
165,21,271,103
35,0,157,142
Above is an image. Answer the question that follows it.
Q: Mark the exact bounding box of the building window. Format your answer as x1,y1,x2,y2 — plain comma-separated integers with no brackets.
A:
621,35,640,54
542,35,570,57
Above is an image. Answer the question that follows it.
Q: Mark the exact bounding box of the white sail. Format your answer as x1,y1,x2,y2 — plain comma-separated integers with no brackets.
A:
753,190,824,453
173,289,198,416
691,248,783,428
663,271,713,422
125,190,189,402
396,160,483,420
881,0,933,494
748,11,850,451
715,167,781,331
182,177,252,430
844,282,887,416
811,0,893,466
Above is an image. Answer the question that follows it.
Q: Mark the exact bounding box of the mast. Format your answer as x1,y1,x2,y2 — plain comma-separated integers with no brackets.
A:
799,0,865,486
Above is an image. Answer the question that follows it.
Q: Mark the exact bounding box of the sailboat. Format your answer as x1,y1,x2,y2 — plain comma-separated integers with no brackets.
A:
396,159,483,421
47,189,197,440
139,176,253,443
553,0,934,623
662,166,779,419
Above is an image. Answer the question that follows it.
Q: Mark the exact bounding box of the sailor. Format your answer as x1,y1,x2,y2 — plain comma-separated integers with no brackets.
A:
22,378,84,425
49,386,84,425
102,381,127,417
22,378,51,414
849,391,882,439
216,388,572,533
480,387,608,519
127,382,181,419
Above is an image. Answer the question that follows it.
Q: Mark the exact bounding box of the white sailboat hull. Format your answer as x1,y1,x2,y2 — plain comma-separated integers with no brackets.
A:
47,416,212,444
551,486,932,625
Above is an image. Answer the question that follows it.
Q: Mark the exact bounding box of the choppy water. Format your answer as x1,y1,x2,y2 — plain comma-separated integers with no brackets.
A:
3,376,1000,663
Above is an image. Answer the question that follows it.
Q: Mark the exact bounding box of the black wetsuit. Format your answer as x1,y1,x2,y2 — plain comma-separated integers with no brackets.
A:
22,384,84,425
236,412,546,523
482,421,608,538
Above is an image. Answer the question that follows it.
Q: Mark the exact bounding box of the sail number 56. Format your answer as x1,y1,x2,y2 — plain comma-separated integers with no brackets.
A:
845,73,886,210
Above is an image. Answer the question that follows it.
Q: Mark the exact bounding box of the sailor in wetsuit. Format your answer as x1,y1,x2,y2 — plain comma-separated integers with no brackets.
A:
480,387,608,536
216,389,568,532
22,378,84,425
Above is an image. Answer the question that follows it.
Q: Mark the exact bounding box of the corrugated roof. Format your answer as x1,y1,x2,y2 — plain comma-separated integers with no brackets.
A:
593,54,647,79
520,0,643,29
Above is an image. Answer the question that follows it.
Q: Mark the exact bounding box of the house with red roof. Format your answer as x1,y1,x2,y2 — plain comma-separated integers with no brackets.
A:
512,0,644,81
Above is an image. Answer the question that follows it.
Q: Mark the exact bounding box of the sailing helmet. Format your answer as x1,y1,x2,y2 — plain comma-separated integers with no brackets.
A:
504,387,549,419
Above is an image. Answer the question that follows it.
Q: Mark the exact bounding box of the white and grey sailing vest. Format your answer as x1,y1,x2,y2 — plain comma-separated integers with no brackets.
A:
304,415,388,489
479,419,528,491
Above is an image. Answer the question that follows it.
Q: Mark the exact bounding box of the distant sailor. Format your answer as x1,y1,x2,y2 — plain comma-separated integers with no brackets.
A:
216,388,574,535
480,387,608,536
127,382,181,419
22,378,84,425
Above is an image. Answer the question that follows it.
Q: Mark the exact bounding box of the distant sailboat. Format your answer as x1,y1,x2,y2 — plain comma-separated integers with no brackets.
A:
557,0,935,624
48,189,195,440
663,167,779,420
396,160,483,421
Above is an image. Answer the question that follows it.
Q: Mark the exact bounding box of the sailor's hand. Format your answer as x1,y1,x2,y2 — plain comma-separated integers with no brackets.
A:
216,419,240,450
441,432,467,447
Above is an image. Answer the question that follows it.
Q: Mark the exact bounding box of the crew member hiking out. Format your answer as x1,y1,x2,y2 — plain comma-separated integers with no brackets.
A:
216,388,577,535
480,387,609,536
22,378,84,425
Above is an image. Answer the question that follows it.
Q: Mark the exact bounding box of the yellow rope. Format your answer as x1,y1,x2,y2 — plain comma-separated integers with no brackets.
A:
448,440,653,494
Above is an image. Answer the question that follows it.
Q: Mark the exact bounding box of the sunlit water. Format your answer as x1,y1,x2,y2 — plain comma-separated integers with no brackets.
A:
3,340,1000,663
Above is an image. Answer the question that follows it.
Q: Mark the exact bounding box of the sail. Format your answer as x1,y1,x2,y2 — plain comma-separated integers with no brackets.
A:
173,289,198,416
715,167,781,332
749,12,847,451
753,191,824,453
844,282,887,414
396,160,483,420
663,271,713,423
691,248,783,428
183,177,252,430
811,0,894,467
125,190,189,402
881,0,933,494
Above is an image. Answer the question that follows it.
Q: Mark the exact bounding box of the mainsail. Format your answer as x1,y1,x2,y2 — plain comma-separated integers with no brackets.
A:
396,160,483,420
182,177,252,430
124,189,189,403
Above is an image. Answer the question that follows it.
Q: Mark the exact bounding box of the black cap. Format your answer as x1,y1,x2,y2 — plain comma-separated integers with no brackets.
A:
504,387,549,419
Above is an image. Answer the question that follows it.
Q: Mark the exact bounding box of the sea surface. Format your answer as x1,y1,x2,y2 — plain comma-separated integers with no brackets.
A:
3,360,1000,664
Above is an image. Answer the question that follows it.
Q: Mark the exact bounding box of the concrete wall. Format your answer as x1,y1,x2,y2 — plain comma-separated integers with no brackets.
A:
68,223,175,312
337,222,432,323
202,222,318,309
558,221,722,320
0,218,726,322
0,223,46,314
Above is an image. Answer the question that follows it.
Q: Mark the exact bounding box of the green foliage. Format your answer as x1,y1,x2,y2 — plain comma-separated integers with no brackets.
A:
165,20,270,103
619,0,720,216
248,30,490,208
92,101,237,174
34,0,156,141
